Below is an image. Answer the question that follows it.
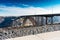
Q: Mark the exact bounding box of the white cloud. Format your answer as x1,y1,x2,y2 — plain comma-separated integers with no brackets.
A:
52,5,60,13
22,4,29,6
0,6,51,16
0,4,60,16
46,4,60,14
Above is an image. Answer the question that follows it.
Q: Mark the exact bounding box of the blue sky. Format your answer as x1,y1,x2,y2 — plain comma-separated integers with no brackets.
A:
0,0,60,7
0,0,60,16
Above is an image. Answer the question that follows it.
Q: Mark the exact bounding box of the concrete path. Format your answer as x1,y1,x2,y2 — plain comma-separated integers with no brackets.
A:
5,31,60,40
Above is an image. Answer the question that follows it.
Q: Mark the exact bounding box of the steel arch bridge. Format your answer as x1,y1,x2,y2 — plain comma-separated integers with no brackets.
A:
11,14,60,28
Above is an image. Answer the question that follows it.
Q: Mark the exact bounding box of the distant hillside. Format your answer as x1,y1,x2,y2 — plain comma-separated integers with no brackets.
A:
0,16,16,28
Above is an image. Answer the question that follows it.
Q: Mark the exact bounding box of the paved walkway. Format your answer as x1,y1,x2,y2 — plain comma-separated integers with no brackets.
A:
5,31,60,40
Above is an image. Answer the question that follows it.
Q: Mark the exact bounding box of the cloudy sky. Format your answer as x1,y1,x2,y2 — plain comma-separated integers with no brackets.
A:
0,0,60,16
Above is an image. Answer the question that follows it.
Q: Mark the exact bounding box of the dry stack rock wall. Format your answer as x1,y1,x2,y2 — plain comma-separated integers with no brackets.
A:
0,25,60,40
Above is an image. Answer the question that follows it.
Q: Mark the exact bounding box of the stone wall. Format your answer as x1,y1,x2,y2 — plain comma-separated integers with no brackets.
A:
0,25,60,40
